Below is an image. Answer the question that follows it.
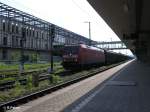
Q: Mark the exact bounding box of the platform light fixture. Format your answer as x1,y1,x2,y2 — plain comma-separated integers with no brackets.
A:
84,21,91,46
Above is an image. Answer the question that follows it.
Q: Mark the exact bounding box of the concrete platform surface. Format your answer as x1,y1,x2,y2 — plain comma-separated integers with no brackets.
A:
64,60,150,112
8,60,132,112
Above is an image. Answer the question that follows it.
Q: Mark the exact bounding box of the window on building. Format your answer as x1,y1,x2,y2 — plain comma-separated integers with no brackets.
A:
42,32,44,38
31,39,34,48
29,29,31,36
33,30,35,37
26,28,29,36
15,37,21,47
2,22,6,32
37,31,39,38
16,25,19,34
8,22,10,32
12,36,15,47
16,38,19,47
45,43,48,49
12,24,15,33
2,49,7,60
3,37,7,46
39,31,41,38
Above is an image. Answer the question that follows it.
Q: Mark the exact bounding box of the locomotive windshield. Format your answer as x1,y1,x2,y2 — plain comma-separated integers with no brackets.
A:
64,46,79,55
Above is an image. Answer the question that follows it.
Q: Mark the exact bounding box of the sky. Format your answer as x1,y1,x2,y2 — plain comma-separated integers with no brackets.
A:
0,0,133,56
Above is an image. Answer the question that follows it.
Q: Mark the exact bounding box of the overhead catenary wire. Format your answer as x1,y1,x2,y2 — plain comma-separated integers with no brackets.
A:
71,0,91,19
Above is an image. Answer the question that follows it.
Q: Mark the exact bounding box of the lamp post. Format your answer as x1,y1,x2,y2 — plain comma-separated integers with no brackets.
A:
20,18,26,74
48,24,55,73
84,21,91,46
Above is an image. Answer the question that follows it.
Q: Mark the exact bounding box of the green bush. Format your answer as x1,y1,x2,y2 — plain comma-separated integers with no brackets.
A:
0,77,15,83
30,53,39,62
51,75,62,84
26,75,33,91
12,81,24,97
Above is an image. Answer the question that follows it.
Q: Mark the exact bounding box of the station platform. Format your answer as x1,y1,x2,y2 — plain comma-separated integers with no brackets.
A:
64,59,150,112
9,59,150,112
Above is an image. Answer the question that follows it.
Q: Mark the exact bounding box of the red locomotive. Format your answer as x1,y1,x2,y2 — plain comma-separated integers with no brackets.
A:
62,44,105,69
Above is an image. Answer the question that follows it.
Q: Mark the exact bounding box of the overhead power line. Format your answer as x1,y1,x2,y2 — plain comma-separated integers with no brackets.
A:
71,0,91,18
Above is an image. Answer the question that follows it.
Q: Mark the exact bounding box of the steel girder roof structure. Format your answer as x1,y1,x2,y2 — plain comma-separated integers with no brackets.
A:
0,2,91,47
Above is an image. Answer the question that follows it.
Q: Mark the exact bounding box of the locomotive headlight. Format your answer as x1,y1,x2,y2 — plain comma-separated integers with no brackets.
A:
69,53,72,56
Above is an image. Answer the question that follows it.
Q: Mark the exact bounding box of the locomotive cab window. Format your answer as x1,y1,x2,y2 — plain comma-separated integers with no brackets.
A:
64,46,79,54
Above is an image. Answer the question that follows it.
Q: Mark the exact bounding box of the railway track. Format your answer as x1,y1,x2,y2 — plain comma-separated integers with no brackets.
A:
0,74,50,91
0,62,125,112
0,65,62,79
0,68,70,91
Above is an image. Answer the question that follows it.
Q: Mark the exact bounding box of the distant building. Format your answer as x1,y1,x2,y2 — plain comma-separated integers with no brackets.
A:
0,2,91,62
